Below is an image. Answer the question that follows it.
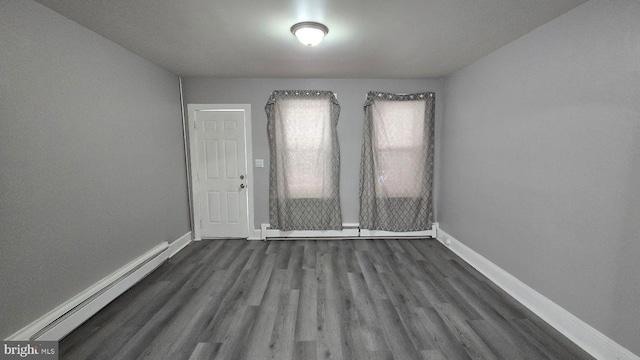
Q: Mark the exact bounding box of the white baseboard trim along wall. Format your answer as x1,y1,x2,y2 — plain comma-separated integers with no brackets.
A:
248,228,262,241
436,228,639,360
169,232,193,258
6,232,192,342
260,222,438,240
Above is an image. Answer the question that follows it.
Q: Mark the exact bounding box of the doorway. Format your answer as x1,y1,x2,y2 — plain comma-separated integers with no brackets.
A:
187,104,254,239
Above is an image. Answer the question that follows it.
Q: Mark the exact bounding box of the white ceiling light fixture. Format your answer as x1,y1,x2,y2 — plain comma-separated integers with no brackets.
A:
290,21,329,46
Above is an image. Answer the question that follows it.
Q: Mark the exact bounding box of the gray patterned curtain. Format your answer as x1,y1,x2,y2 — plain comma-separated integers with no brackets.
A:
359,91,435,231
266,90,342,231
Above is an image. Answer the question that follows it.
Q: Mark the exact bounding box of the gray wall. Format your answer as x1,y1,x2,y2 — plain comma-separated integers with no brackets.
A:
439,0,640,355
181,78,443,227
0,0,190,338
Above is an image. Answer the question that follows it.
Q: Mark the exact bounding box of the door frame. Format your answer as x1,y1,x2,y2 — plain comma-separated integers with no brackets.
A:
186,104,255,240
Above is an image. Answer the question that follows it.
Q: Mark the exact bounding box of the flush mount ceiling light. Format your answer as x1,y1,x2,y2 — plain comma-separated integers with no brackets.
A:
290,21,329,46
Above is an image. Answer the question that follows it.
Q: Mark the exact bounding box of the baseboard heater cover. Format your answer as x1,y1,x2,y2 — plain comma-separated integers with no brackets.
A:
31,247,167,340
7,232,192,342
261,223,438,239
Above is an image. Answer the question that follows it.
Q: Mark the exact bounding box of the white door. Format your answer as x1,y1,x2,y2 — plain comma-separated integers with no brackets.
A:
188,104,253,239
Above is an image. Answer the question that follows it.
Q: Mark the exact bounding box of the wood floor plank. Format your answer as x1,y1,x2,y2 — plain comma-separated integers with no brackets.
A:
89,327,141,360
468,319,526,360
374,298,422,360
378,271,438,351
244,269,286,360
302,240,317,270
347,272,394,358
316,251,344,360
265,239,280,254
197,247,256,342
338,241,361,274
420,349,448,360
112,285,198,359
433,302,498,359
384,239,407,254
370,240,396,274
188,342,219,360
60,280,171,359
138,302,210,360
421,306,473,360
243,240,268,270
316,240,330,253
378,262,424,309
141,299,205,356
415,277,449,307
155,268,232,357
331,244,368,360
391,250,429,281
400,239,427,260
355,250,388,299
246,253,277,306
285,245,304,290
513,319,584,360
212,240,247,270
60,239,594,360
268,289,299,360
453,270,527,320
446,277,548,359
275,241,295,270
352,239,375,252
140,255,248,359
294,340,318,360
295,269,318,341
210,267,261,342
214,306,260,360
418,259,484,321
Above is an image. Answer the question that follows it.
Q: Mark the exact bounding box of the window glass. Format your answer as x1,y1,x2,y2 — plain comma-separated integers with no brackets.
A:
372,100,426,197
276,97,332,198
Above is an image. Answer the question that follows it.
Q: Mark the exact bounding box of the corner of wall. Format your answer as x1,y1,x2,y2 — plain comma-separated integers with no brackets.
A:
435,228,640,360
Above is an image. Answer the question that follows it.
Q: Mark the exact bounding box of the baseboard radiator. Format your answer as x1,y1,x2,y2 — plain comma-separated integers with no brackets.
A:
32,247,167,340
260,222,438,240
7,232,192,342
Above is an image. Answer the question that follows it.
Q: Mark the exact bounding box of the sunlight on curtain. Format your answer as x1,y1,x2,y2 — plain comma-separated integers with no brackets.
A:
360,91,435,231
277,97,332,198
373,99,425,197
266,90,342,231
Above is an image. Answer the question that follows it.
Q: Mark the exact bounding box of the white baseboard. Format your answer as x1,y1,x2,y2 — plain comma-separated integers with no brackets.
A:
261,223,359,239
248,228,262,241
436,228,639,360
169,232,192,258
259,222,438,240
7,232,192,342
360,223,438,238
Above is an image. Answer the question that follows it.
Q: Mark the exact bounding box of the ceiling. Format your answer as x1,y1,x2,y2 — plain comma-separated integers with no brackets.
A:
35,0,587,78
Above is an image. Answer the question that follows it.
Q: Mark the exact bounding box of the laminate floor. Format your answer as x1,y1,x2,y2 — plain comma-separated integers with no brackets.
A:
60,239,594,360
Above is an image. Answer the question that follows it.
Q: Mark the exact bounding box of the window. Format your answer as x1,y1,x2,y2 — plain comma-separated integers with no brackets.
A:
265,90,342,231
359,91,435,231
276,97,332,198
372,99,426,197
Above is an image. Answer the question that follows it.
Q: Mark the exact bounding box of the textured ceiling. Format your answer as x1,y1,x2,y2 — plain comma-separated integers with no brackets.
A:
35,0,587,78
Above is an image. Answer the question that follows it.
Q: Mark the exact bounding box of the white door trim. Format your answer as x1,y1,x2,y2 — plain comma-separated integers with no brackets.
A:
187,104,254,240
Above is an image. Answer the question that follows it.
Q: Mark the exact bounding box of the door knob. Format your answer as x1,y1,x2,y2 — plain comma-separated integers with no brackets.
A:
240,175,245,180
240,184,246,189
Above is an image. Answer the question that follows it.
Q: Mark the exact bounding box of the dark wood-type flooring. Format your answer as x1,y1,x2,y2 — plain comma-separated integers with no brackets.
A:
60,239,593,360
